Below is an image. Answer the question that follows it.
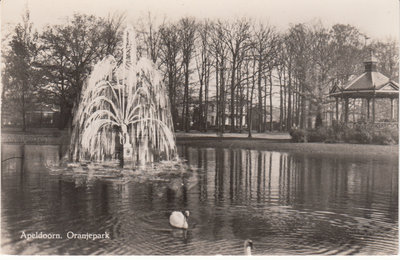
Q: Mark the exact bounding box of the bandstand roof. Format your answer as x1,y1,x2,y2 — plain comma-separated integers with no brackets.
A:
330,53,399,99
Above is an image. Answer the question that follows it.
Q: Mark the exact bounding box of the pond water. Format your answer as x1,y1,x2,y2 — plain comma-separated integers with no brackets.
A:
1,144,398,255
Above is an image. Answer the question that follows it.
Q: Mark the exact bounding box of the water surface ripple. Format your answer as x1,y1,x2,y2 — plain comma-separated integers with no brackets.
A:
1,144,398,255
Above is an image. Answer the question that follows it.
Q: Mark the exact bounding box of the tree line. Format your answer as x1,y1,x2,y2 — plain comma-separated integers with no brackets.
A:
2,10,398,135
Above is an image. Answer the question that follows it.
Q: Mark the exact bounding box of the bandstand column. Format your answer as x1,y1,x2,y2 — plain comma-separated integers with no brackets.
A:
335,97,339,122
390,98,394,121
372,88,376,124
344,98,349,124
367,98,370,119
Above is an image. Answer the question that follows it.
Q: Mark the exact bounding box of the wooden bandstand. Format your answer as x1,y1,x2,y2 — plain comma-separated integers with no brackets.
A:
330,52,399,129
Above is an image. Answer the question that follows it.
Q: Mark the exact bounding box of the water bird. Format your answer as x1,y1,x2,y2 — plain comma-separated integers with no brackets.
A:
244,239,254,256
169,210,190,229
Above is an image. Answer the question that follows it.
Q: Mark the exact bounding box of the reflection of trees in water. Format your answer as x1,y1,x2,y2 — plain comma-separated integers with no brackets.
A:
183,147,397,223
215,148,225,204
180,147,397,253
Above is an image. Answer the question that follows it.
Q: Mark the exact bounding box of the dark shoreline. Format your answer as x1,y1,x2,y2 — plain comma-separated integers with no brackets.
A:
176,136,399,161
2,129,398,161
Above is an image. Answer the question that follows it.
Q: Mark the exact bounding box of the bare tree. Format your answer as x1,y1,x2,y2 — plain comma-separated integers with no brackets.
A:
285,24,313,130
179,17,197,132
275,40,287,131
159,22,183,129
251,22,279,132
136,12,164,65
210,20,229,135
247,50,257,138
282,22,366,131
194,19,213,131
222,18,251,132
372,38,399,80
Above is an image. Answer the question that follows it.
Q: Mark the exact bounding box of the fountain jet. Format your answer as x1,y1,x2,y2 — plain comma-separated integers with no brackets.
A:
70,25,176,167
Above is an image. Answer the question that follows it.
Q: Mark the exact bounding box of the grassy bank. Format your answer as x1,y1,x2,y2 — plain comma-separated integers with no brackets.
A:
176,135,398,161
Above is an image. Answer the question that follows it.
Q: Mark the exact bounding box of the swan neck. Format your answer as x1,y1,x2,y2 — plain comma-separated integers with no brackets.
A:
245,246,252,256
183,214,188,229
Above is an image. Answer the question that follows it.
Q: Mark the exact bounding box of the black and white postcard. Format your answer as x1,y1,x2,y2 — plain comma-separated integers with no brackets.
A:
1,0,398,257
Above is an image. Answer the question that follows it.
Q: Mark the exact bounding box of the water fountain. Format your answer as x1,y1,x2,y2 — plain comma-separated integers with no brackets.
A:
69,25,176,168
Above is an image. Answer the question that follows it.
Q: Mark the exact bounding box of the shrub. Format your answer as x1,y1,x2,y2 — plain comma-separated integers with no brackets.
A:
390,129,399,143
373,129,397,145
289,127,306,142
332,121,349,135
308,127,332,142
373,133,392,145
353,124,374,144
290,123,398,145
340,123,374,144
342,127,356,143
290,126,335,143
353,131,373,144
332,122,351,142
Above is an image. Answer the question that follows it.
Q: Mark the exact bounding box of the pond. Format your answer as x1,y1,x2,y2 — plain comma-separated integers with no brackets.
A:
1,144,398,255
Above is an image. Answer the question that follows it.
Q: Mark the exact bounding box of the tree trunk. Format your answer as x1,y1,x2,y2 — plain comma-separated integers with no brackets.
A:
269,70,273,132
295,80,301,126
307,100,313,129
220,58,226,134
248,58,257,138
246,62,250,135
257,59,263,133
183,60,190,132
287,70,292,130
239,68,244,133
21,87,26,132
230,56,236,133
263,76,267,131
300,84,306,129
279,69,283,131
215,56,219,130
199,77,203,131
315,110,323,128
204,61,210,132
283,67,287,131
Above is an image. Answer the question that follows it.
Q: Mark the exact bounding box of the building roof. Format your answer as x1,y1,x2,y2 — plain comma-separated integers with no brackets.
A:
330,53,399,99
343,71,398,91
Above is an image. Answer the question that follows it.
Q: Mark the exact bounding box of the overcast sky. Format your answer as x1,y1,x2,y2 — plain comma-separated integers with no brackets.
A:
1,0,399,40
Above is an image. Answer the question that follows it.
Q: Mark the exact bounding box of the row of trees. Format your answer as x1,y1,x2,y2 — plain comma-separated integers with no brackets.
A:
2,11,124,130
2,10,398,134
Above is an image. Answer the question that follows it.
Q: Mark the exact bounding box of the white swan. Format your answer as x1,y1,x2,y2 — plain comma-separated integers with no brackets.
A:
244,239,253,256
169,210,190,229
